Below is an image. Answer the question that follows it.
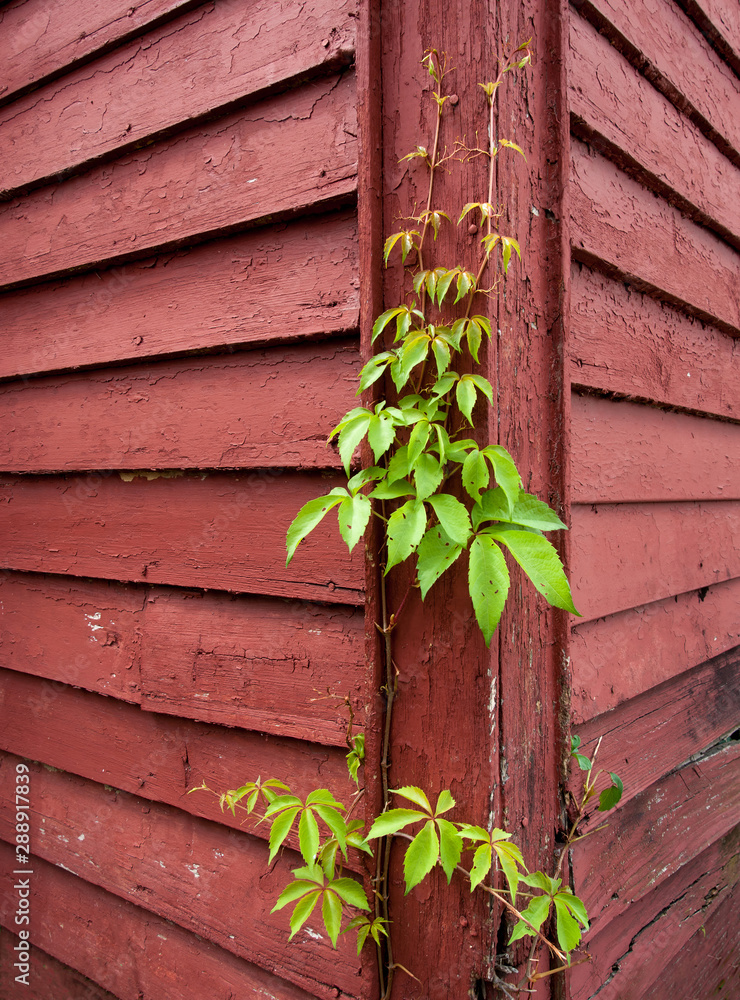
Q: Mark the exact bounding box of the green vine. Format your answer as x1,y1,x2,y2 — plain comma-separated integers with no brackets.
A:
192,43,623,997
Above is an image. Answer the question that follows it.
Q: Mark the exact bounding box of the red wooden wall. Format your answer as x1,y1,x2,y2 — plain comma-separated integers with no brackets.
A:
0,2,374,998
1,0,738,998
565,0,740,996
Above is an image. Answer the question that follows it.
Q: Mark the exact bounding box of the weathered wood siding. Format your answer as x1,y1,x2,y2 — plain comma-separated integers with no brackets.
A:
0,3,372,998
566,1,740,996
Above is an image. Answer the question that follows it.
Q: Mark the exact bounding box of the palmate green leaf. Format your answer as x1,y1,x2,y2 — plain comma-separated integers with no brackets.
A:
487,526,579,614
454,270,476,304
469,842,493,891
337,412,372,474
268,806,301,863
598,773,624,812
462,449,489,500
272,878,321,911
385,498,427,573
416,525,464,599
394,334,430,390
509,893,552,945
408,420,430,466
338,494,371,553
553,894,587,955
365,807,427,840
494,839,524,907
521,871,560,895
435,268,458,306
367,412,396,462
473,487,567,533
357,352,395,391
426,493,471,546
322,888,343,947
288,890,321,939
468,534,510,646
372,306,403,342
481,446,522,514
286,494,345,565
435,789,455,814
299,806,320,864
313,805,349,857
437,817,462,883
456,377,477,425
413,452,443,500
404,820,439,894
331,877,371,911
431,336,452,378
573,752,592,772
369,478,415,500
394,786,432,812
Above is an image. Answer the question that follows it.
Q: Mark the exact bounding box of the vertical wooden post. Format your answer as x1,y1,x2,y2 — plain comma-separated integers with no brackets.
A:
363,0,570,995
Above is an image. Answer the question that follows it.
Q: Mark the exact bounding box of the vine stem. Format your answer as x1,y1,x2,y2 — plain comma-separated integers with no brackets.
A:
391,832,568,965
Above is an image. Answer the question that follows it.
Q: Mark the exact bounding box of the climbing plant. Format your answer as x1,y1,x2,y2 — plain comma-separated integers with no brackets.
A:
193,42,622,997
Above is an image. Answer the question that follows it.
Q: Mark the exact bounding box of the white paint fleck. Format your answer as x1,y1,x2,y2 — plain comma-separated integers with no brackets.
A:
531,206,540,216
157,934,168,941
303,926,323,941
77,834,85,841
248,178,257,183
185,864,201,879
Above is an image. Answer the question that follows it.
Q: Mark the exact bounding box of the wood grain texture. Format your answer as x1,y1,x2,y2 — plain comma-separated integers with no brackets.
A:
0,0,199,106
0,933,119,1000
569,263,740,418
0,472,363,605
0,71,357,289
569,12,740,248
570,393,740,503
642,876,740,1000
0,0,356,195
0,843,320,1000
0,757,365,999
0,212,359,380
572,647,740,810
0,571,143,703
570,140,740,336
0,341,358,472
571,830,740,1000
570,577,740,721
571,501,740,621
572,0,740,166
140,589,366,745
0,669,354,852
571,740,740,927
